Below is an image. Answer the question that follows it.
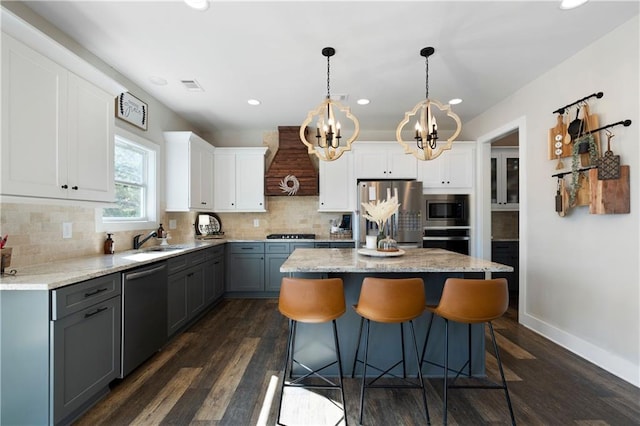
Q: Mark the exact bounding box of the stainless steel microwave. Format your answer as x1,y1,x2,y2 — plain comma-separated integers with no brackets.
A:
423,194,469,227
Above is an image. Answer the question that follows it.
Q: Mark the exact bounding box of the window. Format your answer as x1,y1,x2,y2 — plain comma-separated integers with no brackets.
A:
96,128,158,232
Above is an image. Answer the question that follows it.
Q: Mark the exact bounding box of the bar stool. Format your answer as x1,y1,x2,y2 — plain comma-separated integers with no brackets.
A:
420,277,516,425
277,277,348,425
352,277,430,425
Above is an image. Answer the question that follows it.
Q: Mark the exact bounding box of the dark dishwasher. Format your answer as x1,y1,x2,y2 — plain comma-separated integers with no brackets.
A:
121,261,168,378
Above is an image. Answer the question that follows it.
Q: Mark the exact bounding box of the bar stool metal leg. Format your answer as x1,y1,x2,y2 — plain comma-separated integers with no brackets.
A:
488,323,516,425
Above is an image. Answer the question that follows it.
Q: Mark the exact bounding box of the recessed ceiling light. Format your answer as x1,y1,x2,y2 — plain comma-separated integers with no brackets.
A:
149,76,167,86
247,99,261,106
357,99,370,105
559,0,588,10
448,98,462,105
184,0,209,11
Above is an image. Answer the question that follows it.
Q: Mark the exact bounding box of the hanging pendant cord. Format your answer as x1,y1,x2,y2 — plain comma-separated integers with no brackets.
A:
425,55,430,100
326,55,331,100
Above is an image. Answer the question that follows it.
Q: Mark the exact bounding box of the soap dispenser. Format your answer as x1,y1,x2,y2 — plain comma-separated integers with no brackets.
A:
157,224,165,239
104,233,115,254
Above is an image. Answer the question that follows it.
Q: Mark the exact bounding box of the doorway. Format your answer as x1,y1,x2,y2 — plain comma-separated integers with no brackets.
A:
475,117,525,320
490,131,520,310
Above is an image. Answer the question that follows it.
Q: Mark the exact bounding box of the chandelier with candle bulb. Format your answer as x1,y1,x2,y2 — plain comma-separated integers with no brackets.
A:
396,47,461,161
300,47,359,161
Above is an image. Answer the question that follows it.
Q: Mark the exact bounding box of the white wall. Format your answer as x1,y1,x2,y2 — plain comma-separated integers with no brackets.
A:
464,16,639,386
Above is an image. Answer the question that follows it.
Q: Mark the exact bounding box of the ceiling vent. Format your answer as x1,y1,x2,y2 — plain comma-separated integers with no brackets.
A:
265,126,319,196
180,79,204,91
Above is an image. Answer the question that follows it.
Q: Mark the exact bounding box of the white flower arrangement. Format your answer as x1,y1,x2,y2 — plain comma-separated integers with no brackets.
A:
361,195,401,235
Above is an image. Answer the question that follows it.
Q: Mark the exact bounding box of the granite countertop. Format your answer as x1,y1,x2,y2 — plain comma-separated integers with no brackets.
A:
280,248,514,274
0,240,226,291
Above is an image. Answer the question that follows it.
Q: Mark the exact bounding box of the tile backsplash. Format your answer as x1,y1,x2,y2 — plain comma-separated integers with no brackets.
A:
491,210,519,240
0,197,348,268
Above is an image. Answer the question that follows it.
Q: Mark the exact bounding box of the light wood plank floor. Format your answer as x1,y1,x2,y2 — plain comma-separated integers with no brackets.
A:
74,298,640,425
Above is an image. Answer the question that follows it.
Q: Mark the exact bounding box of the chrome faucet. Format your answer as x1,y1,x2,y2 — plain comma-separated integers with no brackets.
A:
133,231,158,250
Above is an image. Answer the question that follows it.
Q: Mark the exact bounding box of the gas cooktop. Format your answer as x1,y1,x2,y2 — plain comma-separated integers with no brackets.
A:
266,233,316,240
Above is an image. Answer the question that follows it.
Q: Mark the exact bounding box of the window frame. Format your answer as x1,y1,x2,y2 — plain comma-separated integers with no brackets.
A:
95,127,160,233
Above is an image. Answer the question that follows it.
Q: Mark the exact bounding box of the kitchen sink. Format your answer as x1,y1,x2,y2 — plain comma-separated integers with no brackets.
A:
123,245,187,262
143,245,184,252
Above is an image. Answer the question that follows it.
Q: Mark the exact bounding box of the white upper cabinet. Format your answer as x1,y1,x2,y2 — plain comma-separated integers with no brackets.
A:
165,131,215,212
491,147,519,210
319,150,354,212
1,33,114,202
353,142,417,179
213,147,267,212
418,142,475,193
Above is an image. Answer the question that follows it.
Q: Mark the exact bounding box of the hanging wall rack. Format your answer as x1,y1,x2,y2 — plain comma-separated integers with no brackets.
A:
587,119,632,135
550,119,632,178
552,92,603,115
552,165,597,178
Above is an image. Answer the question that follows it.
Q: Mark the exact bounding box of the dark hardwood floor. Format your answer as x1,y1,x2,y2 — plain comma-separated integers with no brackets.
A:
75,298,640,425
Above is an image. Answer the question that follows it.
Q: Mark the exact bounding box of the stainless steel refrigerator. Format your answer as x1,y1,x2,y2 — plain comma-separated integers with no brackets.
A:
356,180,423,248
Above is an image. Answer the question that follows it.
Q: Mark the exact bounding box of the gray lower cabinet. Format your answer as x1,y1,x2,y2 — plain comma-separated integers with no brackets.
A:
204,245,225,304
0,273,122,425
265,242,316,292
52,292,121,424
492,241,519,291
167,247,222,337
226,242,265,293
228,242,321,295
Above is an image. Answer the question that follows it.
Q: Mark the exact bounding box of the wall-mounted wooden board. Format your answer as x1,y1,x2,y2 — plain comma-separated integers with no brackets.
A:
589,166,630,214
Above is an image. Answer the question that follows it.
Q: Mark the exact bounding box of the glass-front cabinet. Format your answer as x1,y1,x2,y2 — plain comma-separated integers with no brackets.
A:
491,147,519,210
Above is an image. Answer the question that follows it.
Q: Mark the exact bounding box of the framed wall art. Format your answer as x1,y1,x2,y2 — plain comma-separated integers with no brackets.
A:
116,92,148,130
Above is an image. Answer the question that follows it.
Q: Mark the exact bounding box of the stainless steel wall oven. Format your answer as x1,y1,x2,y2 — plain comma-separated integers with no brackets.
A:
422,194,470,255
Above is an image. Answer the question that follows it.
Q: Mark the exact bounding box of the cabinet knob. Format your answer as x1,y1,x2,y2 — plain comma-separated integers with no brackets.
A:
201,201,207,205
72,186,78,190
61,184,68,189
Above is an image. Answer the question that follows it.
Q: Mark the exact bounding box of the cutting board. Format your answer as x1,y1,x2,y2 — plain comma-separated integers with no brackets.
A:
579,104,601,166
548,114,570,160
589,166,630,214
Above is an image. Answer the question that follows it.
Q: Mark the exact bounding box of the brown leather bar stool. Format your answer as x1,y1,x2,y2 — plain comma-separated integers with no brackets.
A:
352,277,430,425
420,277,516,425
277,277,348,425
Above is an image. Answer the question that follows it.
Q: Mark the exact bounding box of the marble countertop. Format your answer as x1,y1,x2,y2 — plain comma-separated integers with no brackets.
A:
0,240,225,291
280,248,514,273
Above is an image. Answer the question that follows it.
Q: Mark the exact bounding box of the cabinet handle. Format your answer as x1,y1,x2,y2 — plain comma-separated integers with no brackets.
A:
187,272,194,277
61,184,68,189
85,306,108,318
72,186,78,190
201,201,207,205
84,287,109,297
241,247,254,250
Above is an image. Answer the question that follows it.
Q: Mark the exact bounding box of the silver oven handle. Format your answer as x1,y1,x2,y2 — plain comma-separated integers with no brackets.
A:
423,236,470,241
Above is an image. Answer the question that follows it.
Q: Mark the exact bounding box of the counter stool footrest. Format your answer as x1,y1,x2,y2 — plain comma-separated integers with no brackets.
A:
289,359,340,387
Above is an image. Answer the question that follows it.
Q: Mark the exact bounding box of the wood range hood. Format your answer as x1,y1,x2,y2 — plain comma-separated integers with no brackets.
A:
264,126,318,196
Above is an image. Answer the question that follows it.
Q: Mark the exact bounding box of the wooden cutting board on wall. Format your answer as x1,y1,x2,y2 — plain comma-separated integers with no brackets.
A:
548,114,570,160
589,166,630,214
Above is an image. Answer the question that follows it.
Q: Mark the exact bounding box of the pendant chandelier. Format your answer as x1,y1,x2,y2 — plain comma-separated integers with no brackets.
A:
396,47,461,161
300,47,360,161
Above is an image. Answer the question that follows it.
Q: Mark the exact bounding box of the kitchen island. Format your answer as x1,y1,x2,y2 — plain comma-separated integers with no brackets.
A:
280,248,514,377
